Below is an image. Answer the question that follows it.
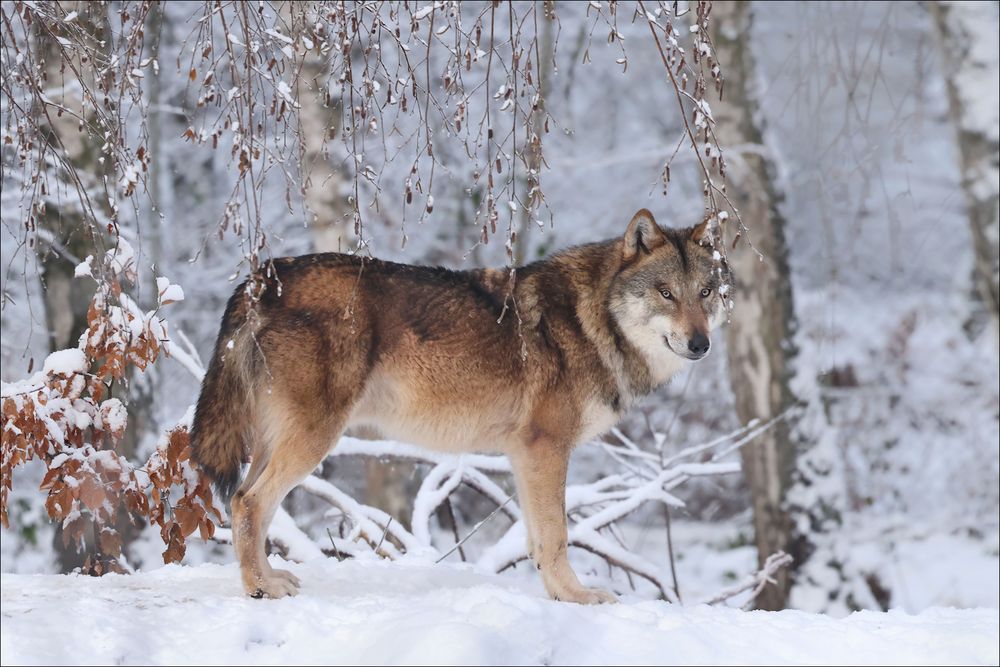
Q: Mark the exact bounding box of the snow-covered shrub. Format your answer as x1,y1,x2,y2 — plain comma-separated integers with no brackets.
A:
1,257,220,572
275,421,789,605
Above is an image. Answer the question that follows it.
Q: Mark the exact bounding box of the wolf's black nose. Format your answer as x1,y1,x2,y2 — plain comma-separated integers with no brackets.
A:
688,333,710,356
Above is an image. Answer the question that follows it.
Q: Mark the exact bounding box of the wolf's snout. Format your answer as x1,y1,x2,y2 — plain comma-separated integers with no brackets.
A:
688,332,710,358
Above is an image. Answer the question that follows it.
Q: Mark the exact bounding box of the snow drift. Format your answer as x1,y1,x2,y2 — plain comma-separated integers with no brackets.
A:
2,556,997,666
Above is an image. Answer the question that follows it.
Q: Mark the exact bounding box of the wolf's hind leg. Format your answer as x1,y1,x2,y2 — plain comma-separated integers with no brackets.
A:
231,400,347,599
511,441,617,605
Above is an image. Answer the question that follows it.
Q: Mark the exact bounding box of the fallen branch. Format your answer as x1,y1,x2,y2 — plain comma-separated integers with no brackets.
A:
698,551,795,610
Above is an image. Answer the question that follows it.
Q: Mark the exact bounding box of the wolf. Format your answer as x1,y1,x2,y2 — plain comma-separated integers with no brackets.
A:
190,209,731,603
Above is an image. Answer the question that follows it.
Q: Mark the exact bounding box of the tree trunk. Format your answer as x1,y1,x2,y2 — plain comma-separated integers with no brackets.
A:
35,1,148,572
514,0,555,267
147,2,166,276
34,1,109,572
710,0,800,611
932,1,1000,351
286,3,413,526
293,3,353,252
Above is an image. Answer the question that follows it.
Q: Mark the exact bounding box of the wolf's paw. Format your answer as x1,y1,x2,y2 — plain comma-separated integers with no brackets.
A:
271,568,301,587
247,569,300,599
552,586,618,605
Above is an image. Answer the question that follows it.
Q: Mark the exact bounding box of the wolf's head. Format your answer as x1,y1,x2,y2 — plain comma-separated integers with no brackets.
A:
610,209,732,371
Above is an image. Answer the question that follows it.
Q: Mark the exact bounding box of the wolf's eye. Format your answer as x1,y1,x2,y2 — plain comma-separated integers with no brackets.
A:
700,288,712,298
659,288,673,300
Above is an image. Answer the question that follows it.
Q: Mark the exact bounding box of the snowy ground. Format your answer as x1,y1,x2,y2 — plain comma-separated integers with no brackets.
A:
2,556,997,666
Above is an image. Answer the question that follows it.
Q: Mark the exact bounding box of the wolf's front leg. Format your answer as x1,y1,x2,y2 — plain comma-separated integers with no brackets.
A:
510,442,617,605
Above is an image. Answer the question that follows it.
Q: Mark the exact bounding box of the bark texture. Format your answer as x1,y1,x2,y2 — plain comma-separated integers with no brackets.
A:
711,0,800,611
932,1,1000,350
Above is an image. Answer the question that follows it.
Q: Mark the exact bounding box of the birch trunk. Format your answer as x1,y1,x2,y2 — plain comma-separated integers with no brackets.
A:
710,0,799,611
514,0,555,267
932,1,1000,351
293,4,353,252
285,3,412,524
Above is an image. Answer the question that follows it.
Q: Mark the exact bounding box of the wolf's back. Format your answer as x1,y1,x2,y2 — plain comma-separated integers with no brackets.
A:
189,282,256,502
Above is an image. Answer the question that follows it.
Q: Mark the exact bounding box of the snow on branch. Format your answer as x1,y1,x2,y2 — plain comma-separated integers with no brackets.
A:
295,415,784,602
298,474,423,558
698,551,795,610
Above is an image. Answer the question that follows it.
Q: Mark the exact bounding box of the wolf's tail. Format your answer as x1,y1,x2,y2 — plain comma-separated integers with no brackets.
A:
189,283,256,503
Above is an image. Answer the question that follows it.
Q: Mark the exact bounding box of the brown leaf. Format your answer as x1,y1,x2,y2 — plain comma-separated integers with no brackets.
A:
62,512,87,548
162,523,186,564
46,485,73,519
198,517,214,541
40,466,62,489
98,528,122,557
79,476,106,512
173,505,200,537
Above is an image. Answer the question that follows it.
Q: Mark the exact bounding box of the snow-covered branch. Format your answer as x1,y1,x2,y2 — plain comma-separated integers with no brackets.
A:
289,415,784,603
699,551,795,610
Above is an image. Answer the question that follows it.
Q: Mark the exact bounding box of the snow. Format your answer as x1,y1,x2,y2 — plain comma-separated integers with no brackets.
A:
41,348,87,377
99,397,127,433
155,276,185,305
264,28,293,45
943,1,1000,141
411,464,466,545
275,80,298,108
73,255,93,278
413,4,439,21
0,559,995,666
105,239,137,282
120,161,141,189
882,531,1000,613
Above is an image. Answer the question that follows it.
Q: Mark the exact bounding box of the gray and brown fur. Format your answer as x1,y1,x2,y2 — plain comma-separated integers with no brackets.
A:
190,209,731,603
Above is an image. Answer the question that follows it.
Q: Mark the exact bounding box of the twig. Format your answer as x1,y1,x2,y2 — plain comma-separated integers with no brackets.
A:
326,527,347,562
442,498,466,562
437,494,514,564
375,517,392,555
664,504,682,603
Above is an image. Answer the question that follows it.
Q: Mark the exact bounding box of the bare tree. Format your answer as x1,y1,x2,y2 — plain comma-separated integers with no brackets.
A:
709,0,800,611
932,0,1000,350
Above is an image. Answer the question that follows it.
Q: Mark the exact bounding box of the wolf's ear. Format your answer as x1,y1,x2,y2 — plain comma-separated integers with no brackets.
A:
623,209,666,261
691,218,711,246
